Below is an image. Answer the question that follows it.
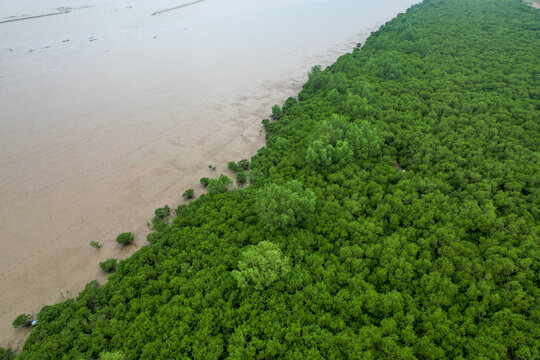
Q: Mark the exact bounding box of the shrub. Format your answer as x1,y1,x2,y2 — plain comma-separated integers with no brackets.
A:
182,189,194,200
271,105,283,120
89,241,101,249
154,205,170,219
237,159,250,170
116,232,134,246
12,314,32,328
227,161,240,172
99,258,117,273
200,177,210,187
207,174,233,195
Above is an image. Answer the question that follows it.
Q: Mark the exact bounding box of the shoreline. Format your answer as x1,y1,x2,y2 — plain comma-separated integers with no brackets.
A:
0,0,421,350
151,0,206,16
0,11,69,25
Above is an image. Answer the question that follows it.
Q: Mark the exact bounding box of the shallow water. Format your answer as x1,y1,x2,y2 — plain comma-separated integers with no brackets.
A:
0,0,419,348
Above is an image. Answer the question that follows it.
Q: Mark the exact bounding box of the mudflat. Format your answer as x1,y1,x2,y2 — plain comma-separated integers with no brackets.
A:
0,0,419,349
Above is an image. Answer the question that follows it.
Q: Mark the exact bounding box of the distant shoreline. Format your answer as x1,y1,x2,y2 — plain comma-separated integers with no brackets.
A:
0,10,69,25
152,0,206,16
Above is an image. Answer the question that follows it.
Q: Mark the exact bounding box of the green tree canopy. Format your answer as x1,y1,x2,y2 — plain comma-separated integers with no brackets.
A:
207,174,233,195
12,314,32,328
306,114,382,168
255,180,316,231
231,241,291,290
115,232,134,246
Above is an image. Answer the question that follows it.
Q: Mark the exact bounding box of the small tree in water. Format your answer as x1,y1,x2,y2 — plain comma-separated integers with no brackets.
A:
89,241,101,249
182,189,194,200
200,177,210,187
271,105,283,120
99,258,118,273
116,232,134,246
12,314,33,328
154,205,170,219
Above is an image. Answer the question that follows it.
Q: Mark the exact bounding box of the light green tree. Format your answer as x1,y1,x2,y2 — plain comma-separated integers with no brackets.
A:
306,114,381,168
232,241,290,290
99,351,125,360
306,138,353,168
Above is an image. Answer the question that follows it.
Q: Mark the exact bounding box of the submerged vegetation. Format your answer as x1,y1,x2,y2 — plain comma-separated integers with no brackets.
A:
16,0,539,358
89,241,101,249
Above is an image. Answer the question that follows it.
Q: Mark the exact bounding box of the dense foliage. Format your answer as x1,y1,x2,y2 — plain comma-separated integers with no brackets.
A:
0,348,15,360
255,181,316,232
17,0,539,358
